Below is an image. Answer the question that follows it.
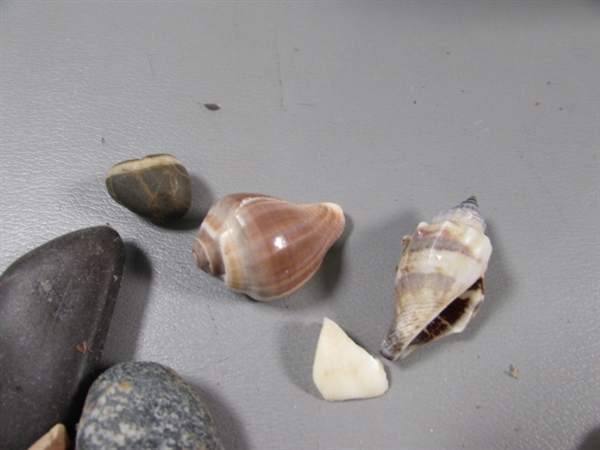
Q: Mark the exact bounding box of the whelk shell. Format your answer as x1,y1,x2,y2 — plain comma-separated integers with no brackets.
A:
380,196,492,361
192,193,345,301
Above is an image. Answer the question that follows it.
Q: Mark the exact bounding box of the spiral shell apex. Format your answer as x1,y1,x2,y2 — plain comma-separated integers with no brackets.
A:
380,196,492,361
192,193,346,301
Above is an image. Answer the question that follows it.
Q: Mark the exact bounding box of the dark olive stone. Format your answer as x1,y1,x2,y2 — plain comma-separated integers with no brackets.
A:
0,226,125,448
76,362,225,449
105,154,192,221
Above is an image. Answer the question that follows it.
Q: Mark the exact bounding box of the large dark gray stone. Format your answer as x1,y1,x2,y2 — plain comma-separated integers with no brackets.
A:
0,226,125,449
76,361,225,449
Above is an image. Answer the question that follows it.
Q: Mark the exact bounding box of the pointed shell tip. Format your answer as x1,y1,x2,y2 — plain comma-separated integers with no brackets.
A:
458,196,479,210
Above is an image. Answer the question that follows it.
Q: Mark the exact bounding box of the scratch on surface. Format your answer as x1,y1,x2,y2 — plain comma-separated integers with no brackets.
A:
196,327,272,370
195,306,288,371
147,53,155,80
277,52,284,109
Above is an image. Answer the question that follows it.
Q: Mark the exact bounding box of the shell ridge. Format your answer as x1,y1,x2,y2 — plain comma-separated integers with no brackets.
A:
392,272,462,342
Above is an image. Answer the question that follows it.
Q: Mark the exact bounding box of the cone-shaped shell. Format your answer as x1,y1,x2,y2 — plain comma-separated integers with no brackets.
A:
380,197,492,361
192,193,345,301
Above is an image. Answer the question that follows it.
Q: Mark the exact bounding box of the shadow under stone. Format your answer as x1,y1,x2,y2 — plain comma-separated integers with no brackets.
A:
277,321,323,398
99,241,153,368
189,379,250,450
150,172,215,231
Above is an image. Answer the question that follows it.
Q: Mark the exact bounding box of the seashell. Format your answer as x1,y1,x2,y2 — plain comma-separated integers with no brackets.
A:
192,193,345,301
313,318,388,401
380,196,492,361
27,424,69,450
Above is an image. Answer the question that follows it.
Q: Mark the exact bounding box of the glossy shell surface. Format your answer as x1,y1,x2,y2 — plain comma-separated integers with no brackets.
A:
192,193,345,301
380,196,492,361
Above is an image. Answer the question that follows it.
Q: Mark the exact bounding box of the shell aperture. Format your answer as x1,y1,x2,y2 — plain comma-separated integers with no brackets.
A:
380,196,492,361
192,193,345,301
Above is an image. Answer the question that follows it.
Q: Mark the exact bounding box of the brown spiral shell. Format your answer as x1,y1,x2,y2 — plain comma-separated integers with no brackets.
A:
192,193,345,301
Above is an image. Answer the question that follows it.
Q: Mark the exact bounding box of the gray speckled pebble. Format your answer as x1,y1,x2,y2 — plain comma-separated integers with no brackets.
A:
76,362,225,449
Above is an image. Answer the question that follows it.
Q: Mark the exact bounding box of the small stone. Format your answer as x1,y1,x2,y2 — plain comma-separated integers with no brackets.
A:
106,154,192,221
0,226,125,448
76,362,225,449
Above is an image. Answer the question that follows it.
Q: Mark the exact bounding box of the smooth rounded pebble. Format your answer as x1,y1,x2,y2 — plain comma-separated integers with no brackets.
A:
76,361,225,449
0,226,125,448
106,154,192,221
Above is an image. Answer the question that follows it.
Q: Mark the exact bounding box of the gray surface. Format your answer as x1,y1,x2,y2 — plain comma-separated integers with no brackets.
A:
1,1,598,449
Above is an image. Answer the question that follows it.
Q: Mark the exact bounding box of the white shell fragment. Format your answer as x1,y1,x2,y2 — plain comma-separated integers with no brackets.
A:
380,196,493,361
27,424,69,450
313,318,389,401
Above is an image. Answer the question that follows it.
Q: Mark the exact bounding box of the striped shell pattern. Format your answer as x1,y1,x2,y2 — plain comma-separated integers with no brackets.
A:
380,197,492,361
192,193,345,301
